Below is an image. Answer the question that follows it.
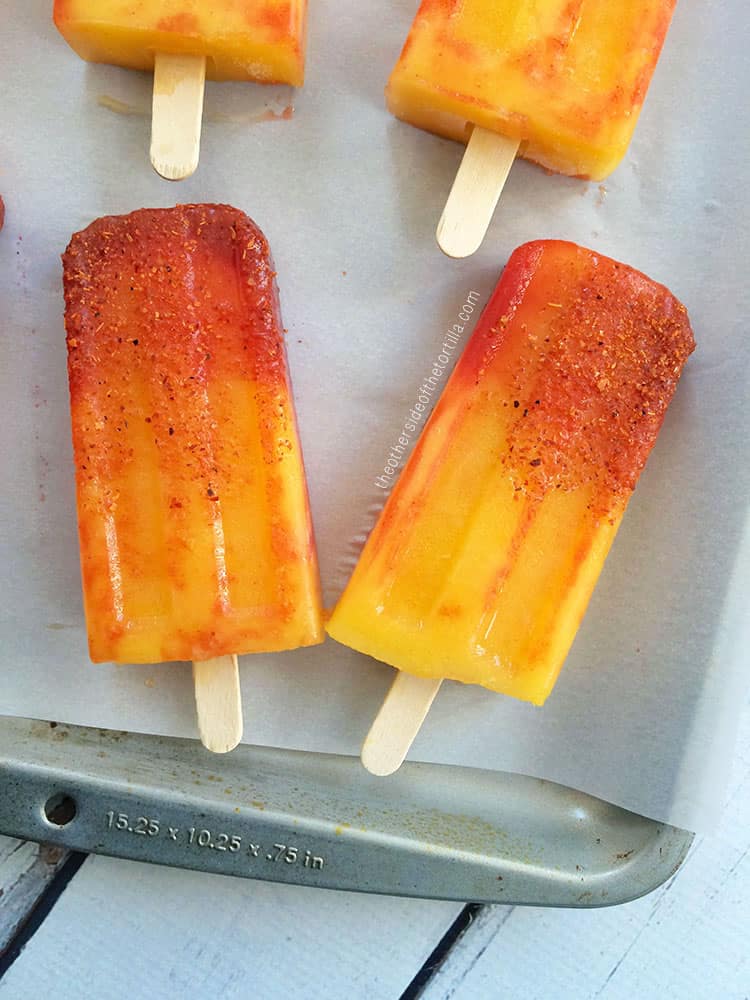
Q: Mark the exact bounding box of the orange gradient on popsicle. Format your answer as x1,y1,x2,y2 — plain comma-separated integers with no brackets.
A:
387,0,677,179
327,241,694,704
54,0,307,85
64,204,323,664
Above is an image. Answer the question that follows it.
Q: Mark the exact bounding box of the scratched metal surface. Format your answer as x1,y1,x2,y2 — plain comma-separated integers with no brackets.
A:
0,694,747,1000
0,717,692,905
417,688,750,1000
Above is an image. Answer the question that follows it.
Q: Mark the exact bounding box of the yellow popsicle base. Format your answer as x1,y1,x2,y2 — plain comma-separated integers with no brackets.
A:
55,0,306,85
327,412,623,705
78,376,322,664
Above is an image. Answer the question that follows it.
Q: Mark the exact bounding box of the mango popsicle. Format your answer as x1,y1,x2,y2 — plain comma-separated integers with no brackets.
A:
327,241,694,710
387,0,677,181
53,0,307,85
54,1,308,178
64,204,324,666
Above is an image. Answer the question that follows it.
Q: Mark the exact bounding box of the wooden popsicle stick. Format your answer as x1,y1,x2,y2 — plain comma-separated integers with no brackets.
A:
192,654,243,754
150,52,207,181
437,126,521,259
361,672,443,776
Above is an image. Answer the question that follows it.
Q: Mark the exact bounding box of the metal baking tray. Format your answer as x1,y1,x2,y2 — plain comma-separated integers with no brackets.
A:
0,716,692,905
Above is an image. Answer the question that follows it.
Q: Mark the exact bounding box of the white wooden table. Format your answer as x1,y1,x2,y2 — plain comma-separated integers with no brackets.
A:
1,692,747,1000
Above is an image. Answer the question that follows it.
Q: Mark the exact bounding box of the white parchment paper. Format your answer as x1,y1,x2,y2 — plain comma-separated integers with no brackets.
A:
1,0,748,834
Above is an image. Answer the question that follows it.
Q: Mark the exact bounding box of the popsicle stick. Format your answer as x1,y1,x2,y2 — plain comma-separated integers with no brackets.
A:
150,52,207,180
192,655,243,754
437,126,521,259
361,672,443,776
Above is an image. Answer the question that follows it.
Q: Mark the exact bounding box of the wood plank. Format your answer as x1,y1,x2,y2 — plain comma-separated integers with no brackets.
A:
0,856,461,998
0,837,69,955
422,692,750,1000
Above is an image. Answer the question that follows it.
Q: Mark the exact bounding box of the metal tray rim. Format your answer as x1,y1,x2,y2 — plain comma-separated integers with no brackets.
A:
0,716,694,907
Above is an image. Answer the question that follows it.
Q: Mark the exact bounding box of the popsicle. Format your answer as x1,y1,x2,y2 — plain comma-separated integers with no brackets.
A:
326,240,695,775
63,204,324,751
386,0,678,257
53,0,308,178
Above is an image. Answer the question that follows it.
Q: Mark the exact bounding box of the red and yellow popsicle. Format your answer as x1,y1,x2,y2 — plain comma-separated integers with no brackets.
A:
63,204,323,669
388,0,676,179
54,0,307,85
328,241,694,771
388,1,679,255
54,1,308,177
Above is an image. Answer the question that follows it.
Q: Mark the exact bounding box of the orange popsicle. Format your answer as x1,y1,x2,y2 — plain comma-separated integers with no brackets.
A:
64,204,323,666
54,1,308,178
54,0,307,85
387,0,677,181
328,241,694,707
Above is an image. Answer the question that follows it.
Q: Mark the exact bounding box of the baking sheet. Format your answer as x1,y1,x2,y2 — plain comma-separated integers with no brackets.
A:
1,0,747,835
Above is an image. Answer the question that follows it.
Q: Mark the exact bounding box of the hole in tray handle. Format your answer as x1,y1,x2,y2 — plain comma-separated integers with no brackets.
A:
43,793,77,827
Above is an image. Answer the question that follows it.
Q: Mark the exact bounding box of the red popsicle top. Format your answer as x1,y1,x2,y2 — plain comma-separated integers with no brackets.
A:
456,240,695,513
